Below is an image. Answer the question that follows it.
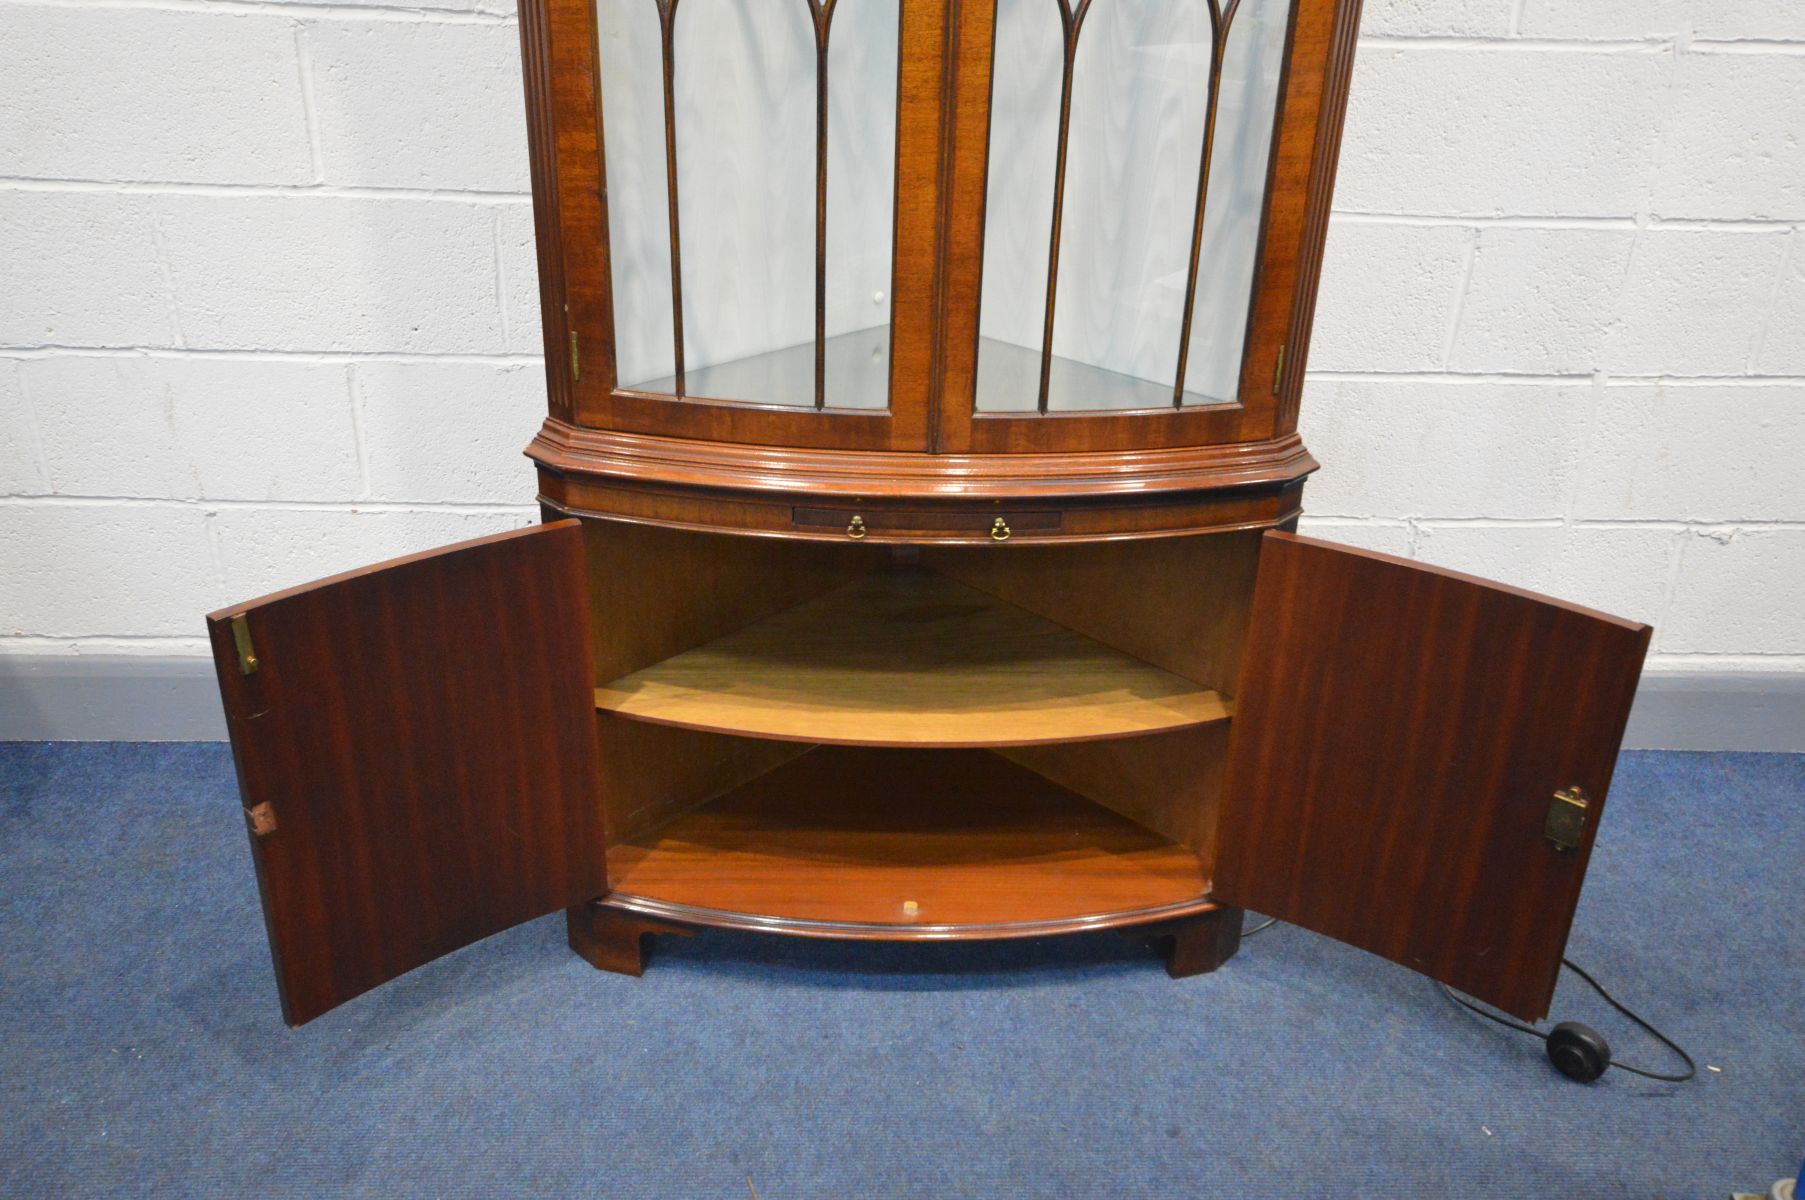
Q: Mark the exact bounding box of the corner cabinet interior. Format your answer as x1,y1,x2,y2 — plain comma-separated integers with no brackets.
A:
207,0,1651,1028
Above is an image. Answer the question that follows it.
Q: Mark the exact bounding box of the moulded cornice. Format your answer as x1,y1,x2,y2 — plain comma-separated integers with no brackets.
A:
528,420,1318,503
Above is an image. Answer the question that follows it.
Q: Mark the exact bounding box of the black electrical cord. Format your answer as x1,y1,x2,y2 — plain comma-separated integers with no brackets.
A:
1438,957,1696,1082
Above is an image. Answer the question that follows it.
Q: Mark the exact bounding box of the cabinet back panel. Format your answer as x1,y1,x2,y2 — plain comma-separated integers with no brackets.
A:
582,518,878,682
596,712,809,846
1001,723,1229,866
603,746,1209,928
920,529,1262,693
928,531,1259,866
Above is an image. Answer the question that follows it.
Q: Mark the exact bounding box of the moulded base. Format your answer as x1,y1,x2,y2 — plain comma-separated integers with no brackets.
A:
563,747,1243,978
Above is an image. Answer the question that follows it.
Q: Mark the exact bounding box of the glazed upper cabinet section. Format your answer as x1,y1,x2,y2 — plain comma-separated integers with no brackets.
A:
975,0,1289,414
548,0,928,449
598,0,898,410
937,0,1359,452
534,0,1361,452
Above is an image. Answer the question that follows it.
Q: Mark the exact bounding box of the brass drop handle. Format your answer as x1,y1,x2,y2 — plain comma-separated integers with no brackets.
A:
847,514,867,540
990,516,1011,542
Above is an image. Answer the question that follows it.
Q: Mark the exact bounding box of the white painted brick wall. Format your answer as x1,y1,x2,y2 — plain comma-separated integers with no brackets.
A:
0,0,1800,679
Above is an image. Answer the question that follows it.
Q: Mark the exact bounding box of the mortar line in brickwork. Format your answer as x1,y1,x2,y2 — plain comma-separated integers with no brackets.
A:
1330,213,1798,233
1333,212,1637,229
0,636,219,654
13,0,516,26
0,496,544,515
0,347,546,366
1644,653,1805,668
0,178,534,204
1687,39,1805,56
1397,517,1805,533
1303,371,1805,387
1357,35,1676,54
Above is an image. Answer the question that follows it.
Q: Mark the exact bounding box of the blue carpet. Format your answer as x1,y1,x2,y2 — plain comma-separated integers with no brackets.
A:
0,743,1799,1197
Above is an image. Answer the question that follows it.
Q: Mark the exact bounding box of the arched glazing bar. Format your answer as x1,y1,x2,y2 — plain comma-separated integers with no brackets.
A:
1173,0,1243,407
650,0,841,408
1034,0,1094,414
652,0,686,396
1026,0,1250,413
807,0,841,410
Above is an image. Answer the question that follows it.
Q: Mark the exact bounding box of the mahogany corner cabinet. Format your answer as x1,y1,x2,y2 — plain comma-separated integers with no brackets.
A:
208,0,1650,1027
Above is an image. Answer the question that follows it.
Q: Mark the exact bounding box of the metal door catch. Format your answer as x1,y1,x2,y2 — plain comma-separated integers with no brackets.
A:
1545,786,1589,851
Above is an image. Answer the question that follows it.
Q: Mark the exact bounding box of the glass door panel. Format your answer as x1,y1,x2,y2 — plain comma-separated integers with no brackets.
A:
825,0,900,407
976,0,1290,414
596,0,898,411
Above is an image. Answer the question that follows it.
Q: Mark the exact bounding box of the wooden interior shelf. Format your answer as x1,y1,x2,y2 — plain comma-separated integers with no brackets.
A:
594,570,1232,747
605,747,1211,932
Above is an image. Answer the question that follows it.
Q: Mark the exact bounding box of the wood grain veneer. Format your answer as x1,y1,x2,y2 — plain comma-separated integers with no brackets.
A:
594,570,1232,747
582,516,875,682
207,522,604,1026
595,713,810,846
923,527,1262,688
604,747,1210,929
1214,533,1650,1022
1002,722,1230,864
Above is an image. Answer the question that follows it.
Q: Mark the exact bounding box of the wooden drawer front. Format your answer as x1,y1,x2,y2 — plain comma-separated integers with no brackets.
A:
792,507,1062,541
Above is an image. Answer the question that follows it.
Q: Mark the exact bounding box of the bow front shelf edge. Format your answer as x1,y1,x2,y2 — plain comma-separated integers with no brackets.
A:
206,0,1651,1028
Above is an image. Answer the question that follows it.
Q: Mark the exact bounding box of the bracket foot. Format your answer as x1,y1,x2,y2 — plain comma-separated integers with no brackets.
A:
1145,905,1243,979
566,900,695,977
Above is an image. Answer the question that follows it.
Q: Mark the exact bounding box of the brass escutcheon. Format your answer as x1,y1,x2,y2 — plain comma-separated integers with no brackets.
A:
990,516,1011,542
847,514,867,540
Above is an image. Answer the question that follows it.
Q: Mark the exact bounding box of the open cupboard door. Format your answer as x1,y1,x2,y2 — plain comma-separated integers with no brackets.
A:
206,522,604,1025
1213,533,1650,1022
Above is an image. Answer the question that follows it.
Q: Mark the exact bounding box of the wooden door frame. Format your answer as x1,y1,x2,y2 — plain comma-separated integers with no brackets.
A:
518,0,943,452
931,0,1364,454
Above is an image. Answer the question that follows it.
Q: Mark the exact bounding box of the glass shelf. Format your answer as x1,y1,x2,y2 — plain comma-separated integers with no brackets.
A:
974,336,1230,413
623,325,890,410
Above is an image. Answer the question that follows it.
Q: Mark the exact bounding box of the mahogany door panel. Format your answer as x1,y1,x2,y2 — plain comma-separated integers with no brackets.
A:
1214,533,1650,1021
206,522,604,1025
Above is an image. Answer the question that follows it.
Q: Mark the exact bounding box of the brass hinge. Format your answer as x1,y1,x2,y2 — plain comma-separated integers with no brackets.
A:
230,613,259,675
569,330,580,382
1272,344,1287,394
1545,785,1590,851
